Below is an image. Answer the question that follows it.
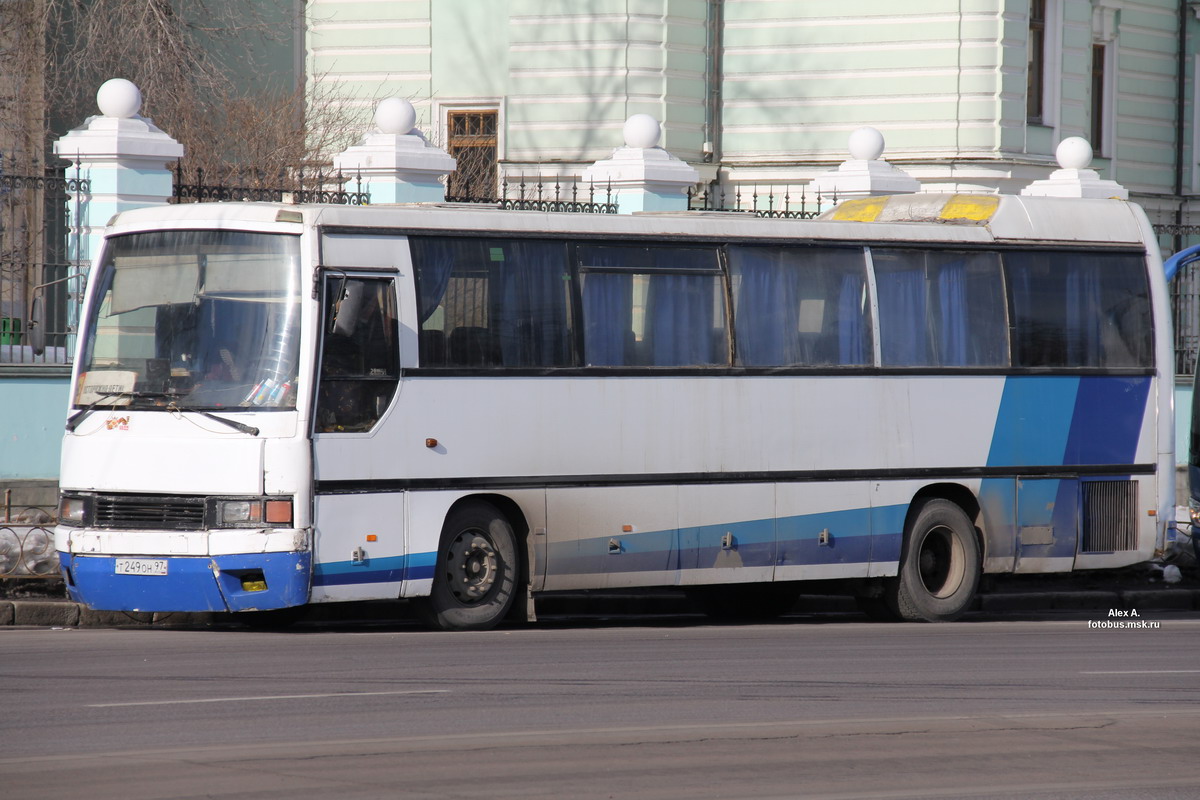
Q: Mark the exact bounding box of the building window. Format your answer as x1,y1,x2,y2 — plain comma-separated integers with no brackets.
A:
1027,0,1046,123
446,110,498,201
1091,43,1107,152
1090,1,1119,157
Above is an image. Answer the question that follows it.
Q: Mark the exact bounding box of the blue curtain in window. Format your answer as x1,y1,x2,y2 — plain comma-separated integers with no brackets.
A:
837,272,867,365
495,240,569,367
645,274,716,366
937,262,968,366
733,249,800,365
877,265,928,365
583,273,634,365
1066,256,1103,367
410,238,458,324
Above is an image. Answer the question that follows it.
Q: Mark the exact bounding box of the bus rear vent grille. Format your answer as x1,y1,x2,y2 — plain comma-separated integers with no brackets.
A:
1080,480,1138,553
94,495,206,530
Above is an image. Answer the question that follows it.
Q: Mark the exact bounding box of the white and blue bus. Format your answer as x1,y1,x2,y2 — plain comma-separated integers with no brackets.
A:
54,190,1174,628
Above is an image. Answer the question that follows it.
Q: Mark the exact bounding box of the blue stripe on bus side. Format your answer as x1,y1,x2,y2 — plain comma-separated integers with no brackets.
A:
682,517,776,570
312,552,436,586
987,376,1151,468
987,376,1080,467
548,504,909,578
777,507,872,565
314,503,911,588
1065,376,1151,466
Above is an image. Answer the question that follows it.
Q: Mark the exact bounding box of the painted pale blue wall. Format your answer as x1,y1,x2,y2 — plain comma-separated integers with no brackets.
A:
0,374,69,479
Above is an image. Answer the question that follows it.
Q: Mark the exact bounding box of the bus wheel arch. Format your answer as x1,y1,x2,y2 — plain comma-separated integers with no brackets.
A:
416,496,525,631
888,488,983,622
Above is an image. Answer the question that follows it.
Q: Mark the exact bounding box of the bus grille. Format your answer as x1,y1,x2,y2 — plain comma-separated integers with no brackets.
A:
93,495,206,530
1080,480,1138,553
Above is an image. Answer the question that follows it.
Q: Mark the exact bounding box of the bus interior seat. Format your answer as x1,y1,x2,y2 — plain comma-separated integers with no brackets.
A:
419,329,446,366
448,326,497,366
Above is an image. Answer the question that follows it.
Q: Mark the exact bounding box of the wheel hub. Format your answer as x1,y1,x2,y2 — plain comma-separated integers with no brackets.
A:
917,525,965,599
446,531,498,604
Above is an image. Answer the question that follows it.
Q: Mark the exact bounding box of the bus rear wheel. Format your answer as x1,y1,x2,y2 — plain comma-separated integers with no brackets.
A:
889,499,981,622
416,501,518,631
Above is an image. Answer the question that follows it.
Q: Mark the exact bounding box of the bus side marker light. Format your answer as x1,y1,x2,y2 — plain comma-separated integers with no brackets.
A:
366,534,378,542
426,438,438,448
1147,510,1156,516
622,524,633,532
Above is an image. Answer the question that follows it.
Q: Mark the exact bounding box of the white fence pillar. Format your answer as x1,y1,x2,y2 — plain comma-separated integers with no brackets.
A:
53,79,184,271
582,115,699,214
807,127,920,201
333,98,456,204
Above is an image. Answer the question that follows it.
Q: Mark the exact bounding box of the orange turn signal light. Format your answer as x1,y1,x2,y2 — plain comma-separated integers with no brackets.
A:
264,499,293,525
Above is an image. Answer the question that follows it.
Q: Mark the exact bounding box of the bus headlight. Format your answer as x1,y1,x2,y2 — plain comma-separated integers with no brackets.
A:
58,494,90,526
213,498,293,528
221,500,260,524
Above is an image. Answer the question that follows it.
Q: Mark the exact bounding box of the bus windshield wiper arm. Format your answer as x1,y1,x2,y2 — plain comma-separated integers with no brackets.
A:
164,399,260,436
66,391,259,436
65,392,127,432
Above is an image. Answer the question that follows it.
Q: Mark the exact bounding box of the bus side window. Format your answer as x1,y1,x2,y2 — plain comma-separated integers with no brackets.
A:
728,245,871,367
873,248,1009,368
579,245,728,368
1007,251,1152,368
316,277,400,433
409,237,574,369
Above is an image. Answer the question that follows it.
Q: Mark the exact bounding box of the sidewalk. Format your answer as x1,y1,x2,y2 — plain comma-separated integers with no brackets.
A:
2,566,1198,627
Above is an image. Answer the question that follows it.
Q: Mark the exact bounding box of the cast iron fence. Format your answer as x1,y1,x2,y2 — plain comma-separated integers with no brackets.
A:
491,175,619,213
0,154,87,365
688,183,835,218
172,163,370,205
0,523,57,578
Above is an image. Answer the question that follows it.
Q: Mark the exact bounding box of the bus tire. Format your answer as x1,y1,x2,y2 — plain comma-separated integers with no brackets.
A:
416,501,518,631
889,498,981,622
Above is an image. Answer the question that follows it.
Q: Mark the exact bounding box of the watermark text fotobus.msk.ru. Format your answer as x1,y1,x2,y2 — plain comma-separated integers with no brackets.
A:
1088,609,1161,629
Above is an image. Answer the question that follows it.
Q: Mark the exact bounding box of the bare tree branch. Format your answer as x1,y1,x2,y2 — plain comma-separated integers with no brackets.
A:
1,0,362,179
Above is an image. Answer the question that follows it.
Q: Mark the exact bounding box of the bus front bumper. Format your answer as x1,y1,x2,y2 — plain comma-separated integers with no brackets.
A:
58,551,312,613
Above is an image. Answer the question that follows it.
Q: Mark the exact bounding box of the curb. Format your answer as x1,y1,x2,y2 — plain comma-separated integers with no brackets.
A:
2,587,1198,628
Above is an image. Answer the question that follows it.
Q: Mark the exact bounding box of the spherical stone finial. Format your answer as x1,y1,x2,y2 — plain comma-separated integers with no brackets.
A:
623,114,661,149
1056,137,1093,170
375,97,417,135
96,79,142,118
848,126,885,161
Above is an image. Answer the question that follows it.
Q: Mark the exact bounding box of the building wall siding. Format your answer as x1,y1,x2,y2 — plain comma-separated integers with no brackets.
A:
303,0,1194,200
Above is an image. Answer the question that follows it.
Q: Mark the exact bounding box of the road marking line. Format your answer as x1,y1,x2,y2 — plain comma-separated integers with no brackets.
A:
86,689,449,708
1081,669,1200,675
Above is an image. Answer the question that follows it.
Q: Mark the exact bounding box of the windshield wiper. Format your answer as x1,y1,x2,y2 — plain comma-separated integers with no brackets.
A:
65,391,128,432
149,393,260,438
66,391,260,436
160,396,260,437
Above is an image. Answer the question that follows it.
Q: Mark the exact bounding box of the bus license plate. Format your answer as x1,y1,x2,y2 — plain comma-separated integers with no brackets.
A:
115,558,168,576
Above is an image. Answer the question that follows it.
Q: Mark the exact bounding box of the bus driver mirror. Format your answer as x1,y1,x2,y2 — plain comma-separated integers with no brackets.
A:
327,275,361,337
27,296,46,355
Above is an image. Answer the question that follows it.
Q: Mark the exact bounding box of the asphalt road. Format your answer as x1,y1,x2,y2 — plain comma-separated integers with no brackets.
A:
3,612,1199,800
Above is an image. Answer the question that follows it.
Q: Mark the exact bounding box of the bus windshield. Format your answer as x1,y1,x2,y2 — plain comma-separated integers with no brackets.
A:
75,230,302,411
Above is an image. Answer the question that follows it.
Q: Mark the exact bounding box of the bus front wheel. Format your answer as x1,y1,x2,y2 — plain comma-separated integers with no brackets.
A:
889,499,981,622
416,501,518,631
